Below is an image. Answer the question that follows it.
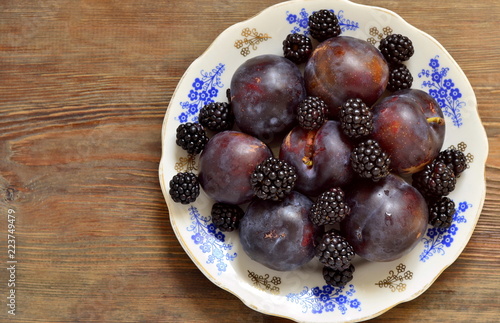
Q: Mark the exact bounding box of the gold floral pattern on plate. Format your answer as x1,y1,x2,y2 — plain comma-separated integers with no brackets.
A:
367,26,393,45
234,28,272,57
247,270,281,294
375,263,413,292
174,154,198,172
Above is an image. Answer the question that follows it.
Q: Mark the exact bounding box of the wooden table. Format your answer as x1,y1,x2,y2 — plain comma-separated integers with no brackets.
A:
0,0,498,322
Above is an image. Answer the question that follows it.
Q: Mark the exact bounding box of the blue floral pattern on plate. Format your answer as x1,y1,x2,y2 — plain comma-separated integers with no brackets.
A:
286,9,359,35
178,63,226,123
419,55,466,127
286,284,361,315
420,200,470,262
186,206,237,274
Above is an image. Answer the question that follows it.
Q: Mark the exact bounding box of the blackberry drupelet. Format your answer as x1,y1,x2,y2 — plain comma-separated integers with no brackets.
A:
435,148,468,177
308,9,341,42
387,64,413,92
175,122,209,155
169,172,200,204
428,197,455,228
211,202,244,232
309,187,350,226
283,33,313,64
350,139,391,181
315,230,354,271
199,102,234,132
297,96,327,130
412,160,456,198
339,98,373,138
323,264,355,288
251,157,297,201
379,34,415,64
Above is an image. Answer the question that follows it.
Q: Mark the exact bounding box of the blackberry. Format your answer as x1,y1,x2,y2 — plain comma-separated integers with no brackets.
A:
199,102,234,132
251,157,297,201
297,96,327,130
387,64,413,92
435,148,468,177
379,34,415,64
339,98,373,138
315,230,354,271
283,33,313,64
428,197,455,228
412,160,456,198
308,9,341,42
211,202,244,232
169,172,200,204
175,122,209,155
309,187,350,226
350,139,391,181
323,264,355,288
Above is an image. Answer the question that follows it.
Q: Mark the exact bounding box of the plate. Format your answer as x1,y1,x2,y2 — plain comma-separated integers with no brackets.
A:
158,0,488,321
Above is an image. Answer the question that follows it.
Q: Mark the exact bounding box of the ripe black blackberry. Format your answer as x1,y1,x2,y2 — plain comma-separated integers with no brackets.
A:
169,172,200,204
211,202,244,232
428,197,455,228
175,122,209,155
199,102,234,132
350,139,391,181
283,33,313,64
315,230,354,271
412,160,456,198
435,148,468,177
379,34,415,64
308,9,341,42
297,96,327,130
309,187,350,226
251,157,297,201
387,64,413,92
323,264,355,288
339,98,373,138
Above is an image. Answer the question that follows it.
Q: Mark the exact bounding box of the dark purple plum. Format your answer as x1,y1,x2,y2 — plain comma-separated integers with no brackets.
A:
340,174,428,262
230,54,306,142
371,89,445,174
279,120,354,196
239,191,320,271
198,131,272,205
304,36,389,118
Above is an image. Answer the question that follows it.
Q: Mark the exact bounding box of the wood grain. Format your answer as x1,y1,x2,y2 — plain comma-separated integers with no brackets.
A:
0,0,498,322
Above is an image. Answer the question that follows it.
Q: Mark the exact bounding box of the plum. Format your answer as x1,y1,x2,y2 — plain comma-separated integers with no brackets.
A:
304,36,389,118
279,120,354,196
239,191,320,271
340,174,428,262
230,54,306,142
371,89,445,174
198,131,272,205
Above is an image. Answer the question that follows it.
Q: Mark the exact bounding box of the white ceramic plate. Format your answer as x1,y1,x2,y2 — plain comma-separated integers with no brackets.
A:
159,0,488,321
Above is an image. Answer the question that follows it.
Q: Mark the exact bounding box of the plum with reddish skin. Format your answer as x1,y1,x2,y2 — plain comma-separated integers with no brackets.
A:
198,131,272,205
239,191,320,271
230,54,306,142
371,89,445,174
279,120,354,196
304,36,389,118
340,174,428,262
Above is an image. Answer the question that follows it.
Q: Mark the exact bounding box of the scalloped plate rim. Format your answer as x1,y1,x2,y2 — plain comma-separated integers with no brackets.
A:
158,0,488,322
